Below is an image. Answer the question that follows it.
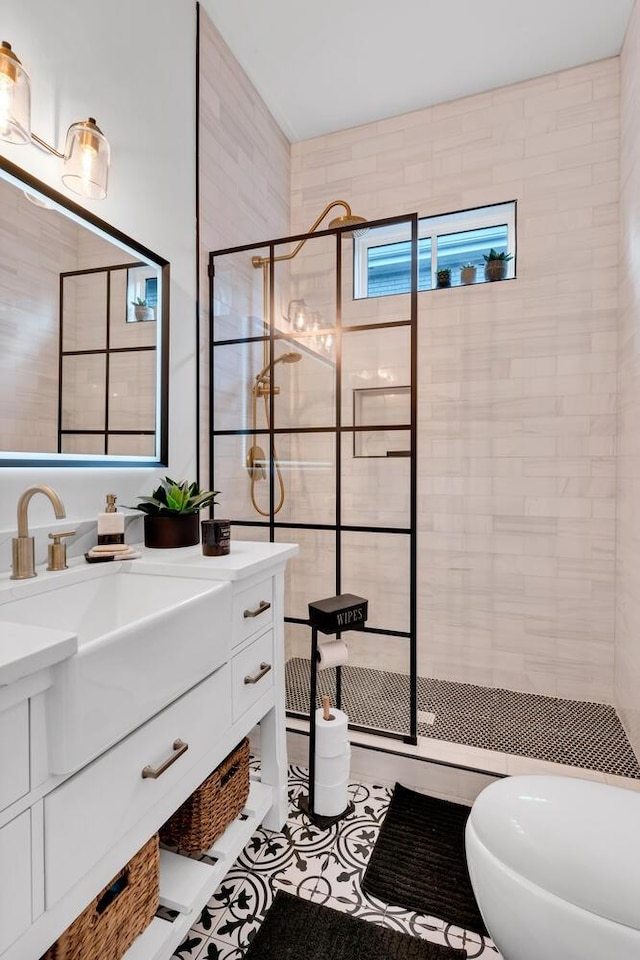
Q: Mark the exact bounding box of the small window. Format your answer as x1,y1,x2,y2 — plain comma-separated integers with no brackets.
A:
367,238,432,295
355,202,516,298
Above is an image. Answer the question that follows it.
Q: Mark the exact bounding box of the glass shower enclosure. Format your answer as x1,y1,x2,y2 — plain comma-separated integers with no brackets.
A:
208,213,418,744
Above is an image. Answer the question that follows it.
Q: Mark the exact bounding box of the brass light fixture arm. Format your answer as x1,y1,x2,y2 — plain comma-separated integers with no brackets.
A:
30,131,65,159
251,200,356,269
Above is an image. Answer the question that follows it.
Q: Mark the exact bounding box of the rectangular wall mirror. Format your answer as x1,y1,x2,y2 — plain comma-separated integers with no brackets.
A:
0,156,169,467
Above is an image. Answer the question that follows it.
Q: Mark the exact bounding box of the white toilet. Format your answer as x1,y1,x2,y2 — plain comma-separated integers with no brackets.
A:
465,775,640,960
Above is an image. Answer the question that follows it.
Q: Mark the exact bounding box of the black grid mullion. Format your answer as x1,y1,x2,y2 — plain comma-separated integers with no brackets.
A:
209,213,419,746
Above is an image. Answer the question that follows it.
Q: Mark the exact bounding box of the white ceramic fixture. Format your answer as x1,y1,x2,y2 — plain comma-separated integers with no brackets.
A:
465,774,640,960
0,564,231,772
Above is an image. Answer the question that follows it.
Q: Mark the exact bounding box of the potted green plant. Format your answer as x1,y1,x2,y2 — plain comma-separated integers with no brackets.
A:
483,249,513,282
460,263,477,285
131,477,220,548
436,267,451,289
131,297,154,322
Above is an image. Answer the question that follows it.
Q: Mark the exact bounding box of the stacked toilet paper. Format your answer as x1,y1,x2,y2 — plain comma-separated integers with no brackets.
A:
314,707,350,818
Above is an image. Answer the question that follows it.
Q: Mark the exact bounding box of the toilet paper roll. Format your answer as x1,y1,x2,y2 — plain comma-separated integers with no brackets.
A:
317,640,348,670
316,747,351,787
315,707,349,758
314,776,350,818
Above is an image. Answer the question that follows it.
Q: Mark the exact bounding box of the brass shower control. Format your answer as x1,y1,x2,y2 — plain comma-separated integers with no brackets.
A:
47,529,77,571
253,381,280,398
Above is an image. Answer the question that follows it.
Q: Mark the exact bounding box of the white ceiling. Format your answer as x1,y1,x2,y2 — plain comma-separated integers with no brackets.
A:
201,0,635,142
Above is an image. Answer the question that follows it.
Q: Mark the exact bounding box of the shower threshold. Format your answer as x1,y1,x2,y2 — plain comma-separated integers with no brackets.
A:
285,658,640,781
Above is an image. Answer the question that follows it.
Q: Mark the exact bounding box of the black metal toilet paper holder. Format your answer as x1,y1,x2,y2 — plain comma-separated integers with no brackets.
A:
299,594,368,829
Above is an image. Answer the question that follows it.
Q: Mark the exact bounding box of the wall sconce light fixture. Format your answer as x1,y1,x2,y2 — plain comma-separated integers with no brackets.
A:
0,40,110,200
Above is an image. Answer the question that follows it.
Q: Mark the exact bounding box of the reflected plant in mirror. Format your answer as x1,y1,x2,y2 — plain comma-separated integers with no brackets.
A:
0,155,169,466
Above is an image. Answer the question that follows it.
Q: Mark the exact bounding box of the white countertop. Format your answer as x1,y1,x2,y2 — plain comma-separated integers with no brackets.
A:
0,539,297,687
133,539,299,581
0,622,77,687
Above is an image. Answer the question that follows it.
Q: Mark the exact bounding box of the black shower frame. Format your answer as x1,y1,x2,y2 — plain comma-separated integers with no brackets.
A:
208,212,418,746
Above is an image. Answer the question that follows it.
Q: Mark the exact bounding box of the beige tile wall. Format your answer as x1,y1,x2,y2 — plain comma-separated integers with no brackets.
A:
0,181,77,453
199,17,625,707
291,60,620,702
617,5,640,755
199,9,290,477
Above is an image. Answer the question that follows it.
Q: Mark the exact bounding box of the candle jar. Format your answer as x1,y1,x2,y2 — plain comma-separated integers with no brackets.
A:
201,519,231,556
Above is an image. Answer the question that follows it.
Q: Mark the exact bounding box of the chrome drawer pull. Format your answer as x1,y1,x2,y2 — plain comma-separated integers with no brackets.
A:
244,662,272,685
141,739,189,779
243,600,271,619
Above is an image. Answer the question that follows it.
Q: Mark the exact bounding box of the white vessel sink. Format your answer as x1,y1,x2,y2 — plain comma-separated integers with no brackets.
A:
0,565,232,772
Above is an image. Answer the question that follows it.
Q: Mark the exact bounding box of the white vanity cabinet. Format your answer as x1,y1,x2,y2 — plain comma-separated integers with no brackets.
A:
0,699,29,810
0,810,31,954
0,541,296,960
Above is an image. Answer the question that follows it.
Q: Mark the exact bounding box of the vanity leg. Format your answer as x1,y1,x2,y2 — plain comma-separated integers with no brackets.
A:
259,569,288,831
260,705,288,830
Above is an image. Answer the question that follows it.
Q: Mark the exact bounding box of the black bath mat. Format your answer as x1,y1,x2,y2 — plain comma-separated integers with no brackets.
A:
244,890,466,960
361,783,487,937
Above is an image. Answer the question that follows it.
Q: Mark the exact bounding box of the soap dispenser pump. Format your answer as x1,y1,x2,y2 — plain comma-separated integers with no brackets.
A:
97,494,125,545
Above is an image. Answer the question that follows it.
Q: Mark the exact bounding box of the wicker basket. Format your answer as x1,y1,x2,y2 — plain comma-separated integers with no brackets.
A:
160,738,250,854
42,834,159,960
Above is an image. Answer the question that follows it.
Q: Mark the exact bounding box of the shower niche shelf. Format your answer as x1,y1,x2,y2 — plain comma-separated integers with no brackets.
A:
353,385,411,458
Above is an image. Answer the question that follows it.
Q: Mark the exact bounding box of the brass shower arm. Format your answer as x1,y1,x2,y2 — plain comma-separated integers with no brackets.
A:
251,200,361,269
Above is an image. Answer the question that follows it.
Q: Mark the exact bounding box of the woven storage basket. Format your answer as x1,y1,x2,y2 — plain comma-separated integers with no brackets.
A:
42,834,159,960
160,738,250,854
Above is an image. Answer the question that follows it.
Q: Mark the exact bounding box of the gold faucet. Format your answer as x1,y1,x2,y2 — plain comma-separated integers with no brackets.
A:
11,485,66,580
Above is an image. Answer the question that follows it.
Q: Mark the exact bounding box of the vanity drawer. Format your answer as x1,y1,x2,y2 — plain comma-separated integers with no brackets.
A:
232,575,274,647
44,665,231,909
0,700,29,812
232,629,274,722
0,810,32,954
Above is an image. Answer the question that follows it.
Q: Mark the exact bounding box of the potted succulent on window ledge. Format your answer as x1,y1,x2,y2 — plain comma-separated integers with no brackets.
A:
460,263,477,285
483,249,513,282
131,297,154,322
436,267,451,288
131,477,221,548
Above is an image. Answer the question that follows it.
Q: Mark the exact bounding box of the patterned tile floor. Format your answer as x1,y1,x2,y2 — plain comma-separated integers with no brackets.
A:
285,658,640,779
167,763,499,959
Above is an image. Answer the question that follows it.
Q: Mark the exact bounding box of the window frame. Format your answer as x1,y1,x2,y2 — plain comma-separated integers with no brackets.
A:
354,201,517,298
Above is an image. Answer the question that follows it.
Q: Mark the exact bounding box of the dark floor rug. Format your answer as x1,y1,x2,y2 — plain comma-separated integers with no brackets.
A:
244,890,466,960
361,783,488,937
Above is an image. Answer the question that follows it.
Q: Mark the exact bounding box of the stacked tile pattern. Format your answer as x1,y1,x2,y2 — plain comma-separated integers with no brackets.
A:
617,5,640,758
291,60,620,702
198,9,291,473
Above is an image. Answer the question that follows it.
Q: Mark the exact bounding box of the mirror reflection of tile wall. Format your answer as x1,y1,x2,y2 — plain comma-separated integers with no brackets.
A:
0,178,76,453
0,172,163,460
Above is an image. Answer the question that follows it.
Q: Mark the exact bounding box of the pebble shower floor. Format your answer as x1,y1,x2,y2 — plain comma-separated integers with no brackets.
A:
285,658,640,779
165,762,499,959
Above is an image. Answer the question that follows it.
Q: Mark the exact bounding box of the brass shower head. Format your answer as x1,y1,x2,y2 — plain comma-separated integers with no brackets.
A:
327,210,368,238
255,351,302,384
252,200,368,268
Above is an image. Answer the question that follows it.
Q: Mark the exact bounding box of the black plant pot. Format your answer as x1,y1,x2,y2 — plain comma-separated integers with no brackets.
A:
143,513,200,549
